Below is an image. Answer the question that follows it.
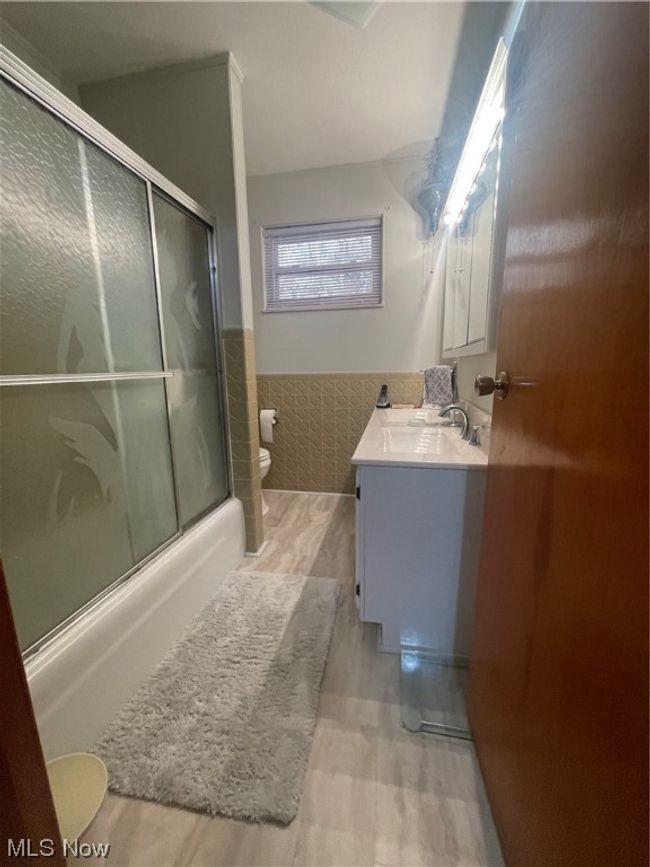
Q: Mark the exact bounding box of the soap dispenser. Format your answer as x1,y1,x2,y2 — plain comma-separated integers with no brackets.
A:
375,384,391,409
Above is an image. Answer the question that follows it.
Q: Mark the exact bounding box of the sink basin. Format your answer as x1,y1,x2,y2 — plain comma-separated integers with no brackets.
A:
378,408,449,428
382,427,446,454
351,407,487,469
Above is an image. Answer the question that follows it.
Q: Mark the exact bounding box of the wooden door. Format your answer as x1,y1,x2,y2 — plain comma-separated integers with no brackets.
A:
468,4,649,866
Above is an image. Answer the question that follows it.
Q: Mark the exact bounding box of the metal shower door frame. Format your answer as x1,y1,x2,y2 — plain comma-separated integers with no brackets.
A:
0,45,235,657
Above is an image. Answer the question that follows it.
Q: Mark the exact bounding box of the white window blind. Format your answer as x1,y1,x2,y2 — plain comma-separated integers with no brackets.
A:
262,217,383,311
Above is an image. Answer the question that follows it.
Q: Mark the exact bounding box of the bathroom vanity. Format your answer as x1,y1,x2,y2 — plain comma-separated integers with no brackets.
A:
351,408,487,655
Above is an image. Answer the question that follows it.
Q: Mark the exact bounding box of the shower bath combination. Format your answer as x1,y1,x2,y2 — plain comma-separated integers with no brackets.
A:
0,46,244,758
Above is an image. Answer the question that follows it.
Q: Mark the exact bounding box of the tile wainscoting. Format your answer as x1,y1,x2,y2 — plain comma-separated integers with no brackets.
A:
256,373,424,495
222,328,264,552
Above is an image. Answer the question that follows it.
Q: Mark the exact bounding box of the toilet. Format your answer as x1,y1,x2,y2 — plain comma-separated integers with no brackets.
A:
259,447,271,515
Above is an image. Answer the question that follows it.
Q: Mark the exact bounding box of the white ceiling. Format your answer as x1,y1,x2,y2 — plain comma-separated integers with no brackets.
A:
0,2,465,176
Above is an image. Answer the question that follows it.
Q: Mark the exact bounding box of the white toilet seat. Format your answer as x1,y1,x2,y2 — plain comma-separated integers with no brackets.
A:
259,447,271,467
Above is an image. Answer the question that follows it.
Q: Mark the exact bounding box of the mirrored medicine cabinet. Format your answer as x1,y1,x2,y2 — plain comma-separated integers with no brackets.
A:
441,40,507,358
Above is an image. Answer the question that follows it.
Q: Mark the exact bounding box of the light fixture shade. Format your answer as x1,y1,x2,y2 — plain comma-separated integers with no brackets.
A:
442,39,508,228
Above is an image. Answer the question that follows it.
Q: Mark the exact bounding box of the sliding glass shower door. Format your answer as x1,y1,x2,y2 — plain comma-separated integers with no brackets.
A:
152,194,228,527
0,75,229,651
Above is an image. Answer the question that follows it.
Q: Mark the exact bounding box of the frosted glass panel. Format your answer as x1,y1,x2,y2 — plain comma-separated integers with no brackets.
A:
116,381,179,562
153,194,228,526
0,76,230,652
0,380,177,649
0,80,163,375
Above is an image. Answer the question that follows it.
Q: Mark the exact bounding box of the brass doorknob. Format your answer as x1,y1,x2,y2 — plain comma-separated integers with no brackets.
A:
474,371,510,399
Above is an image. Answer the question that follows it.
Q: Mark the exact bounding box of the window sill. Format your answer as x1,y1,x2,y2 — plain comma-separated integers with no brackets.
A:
260,303,385,314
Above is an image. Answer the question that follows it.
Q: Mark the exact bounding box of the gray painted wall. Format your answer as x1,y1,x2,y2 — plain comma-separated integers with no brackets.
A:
248,158,444,374
80,56,253,330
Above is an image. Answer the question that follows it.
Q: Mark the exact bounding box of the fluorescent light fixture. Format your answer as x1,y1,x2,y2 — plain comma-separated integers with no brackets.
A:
311,1,382,29
442,39,508,228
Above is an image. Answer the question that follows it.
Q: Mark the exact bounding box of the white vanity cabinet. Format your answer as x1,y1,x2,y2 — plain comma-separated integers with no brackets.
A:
352,409,487,655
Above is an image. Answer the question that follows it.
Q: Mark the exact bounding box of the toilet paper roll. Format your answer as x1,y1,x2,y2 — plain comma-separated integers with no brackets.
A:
260,408,277,443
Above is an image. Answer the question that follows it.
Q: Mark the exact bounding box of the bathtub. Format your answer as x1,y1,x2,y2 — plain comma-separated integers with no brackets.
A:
26,498,245,760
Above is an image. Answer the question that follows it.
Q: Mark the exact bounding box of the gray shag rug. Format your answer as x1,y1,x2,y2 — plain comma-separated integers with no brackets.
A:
93,571,339,825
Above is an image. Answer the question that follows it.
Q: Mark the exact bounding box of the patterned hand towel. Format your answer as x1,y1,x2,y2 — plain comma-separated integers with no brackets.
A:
423,365,454,407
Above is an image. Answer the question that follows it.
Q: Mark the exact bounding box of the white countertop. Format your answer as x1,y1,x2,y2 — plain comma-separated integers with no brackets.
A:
351,408,488,470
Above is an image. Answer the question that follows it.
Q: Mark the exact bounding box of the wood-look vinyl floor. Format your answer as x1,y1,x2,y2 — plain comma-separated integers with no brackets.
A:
81,492,503,867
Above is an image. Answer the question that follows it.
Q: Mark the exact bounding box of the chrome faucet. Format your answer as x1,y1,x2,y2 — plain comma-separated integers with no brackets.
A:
438,404,470,440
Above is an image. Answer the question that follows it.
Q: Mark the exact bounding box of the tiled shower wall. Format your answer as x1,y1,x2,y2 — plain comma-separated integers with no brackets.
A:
256,373,423,494
222,328,264,552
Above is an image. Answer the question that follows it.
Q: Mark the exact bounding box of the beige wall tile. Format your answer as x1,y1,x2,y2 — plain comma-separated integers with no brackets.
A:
229,438,256,463
234,473,262,501
222,330,264,551
257,371,422,496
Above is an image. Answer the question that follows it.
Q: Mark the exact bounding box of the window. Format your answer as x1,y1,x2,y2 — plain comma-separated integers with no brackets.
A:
262,217,383,311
